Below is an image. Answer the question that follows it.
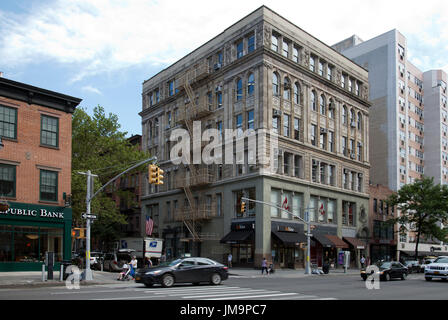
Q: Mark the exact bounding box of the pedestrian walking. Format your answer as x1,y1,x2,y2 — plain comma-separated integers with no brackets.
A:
130,256,138,279
160,252,167,263
261,257,268,275
146,257,153,268
360,255,366,269
227,253,233,268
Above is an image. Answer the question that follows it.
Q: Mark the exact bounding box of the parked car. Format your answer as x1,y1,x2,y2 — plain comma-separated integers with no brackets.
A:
421,256,438,272
361,261,408,281
102,249,135,272
424,256,448,281
90,251,104,270
404,260,421,273
134,257,229,288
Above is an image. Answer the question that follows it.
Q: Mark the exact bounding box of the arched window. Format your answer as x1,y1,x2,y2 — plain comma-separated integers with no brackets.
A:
236,78,243,101
328,99,334,119
350,109,355,125
247,73,255,96
294,83,301,104
273,72,279,96
311,90,317,111
357,112,362,130
320,95,326,115
283,77,291,100
342,105,347,125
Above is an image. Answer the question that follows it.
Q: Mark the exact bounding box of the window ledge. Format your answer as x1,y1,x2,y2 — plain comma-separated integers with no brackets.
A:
38,200,59,205
40,144,59,150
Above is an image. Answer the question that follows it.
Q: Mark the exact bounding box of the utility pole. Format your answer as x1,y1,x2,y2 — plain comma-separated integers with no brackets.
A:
241,197,314,275
77,156,157,281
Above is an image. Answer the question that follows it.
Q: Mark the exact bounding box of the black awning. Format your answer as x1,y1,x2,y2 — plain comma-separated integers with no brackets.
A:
220,230,254,244
272,230,307,245
313,233,335,247
399,250,446,257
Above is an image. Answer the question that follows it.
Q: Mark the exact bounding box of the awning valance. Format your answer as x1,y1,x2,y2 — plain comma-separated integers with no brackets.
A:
220,230,254,244
343,237,367,249
272,229,307,245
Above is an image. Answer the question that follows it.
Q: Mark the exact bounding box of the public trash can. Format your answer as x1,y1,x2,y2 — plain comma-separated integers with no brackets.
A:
322,263,330,274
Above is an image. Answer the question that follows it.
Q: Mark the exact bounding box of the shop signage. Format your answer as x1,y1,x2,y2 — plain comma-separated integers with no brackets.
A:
277,225,296,233
234,223,254,231
357,246,365,249
431,246,442,252
0,207,64,219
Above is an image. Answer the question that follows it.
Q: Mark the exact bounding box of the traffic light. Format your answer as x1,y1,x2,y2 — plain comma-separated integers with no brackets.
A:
241,201,246,213
148,164,158,184
156,167,164,185
71,228,86,239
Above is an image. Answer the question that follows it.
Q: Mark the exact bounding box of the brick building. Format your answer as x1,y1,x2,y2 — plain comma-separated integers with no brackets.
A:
0,76,81,271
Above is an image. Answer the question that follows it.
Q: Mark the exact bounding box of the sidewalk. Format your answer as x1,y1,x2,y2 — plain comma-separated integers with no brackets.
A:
0,267,360,288
0,270,119,289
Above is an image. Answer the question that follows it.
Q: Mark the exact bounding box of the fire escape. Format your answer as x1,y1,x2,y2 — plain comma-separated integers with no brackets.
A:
175,61,216,242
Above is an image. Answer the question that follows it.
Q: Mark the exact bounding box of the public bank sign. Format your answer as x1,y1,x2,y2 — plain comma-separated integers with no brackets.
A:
0,208,64,219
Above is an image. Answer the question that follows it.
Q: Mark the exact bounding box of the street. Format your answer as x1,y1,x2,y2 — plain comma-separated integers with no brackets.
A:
0,272,446,300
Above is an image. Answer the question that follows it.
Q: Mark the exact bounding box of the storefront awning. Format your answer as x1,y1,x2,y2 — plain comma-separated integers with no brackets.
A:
343,237,367,249
272,230,307,245
313,234,348,248
220,230,254,244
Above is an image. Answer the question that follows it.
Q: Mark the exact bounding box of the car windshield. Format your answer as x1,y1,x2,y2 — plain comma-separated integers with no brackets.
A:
158,259,183,267
434,257,448,264
376,262,392,269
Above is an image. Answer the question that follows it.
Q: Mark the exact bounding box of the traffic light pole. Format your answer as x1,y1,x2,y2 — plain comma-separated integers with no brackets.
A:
78,156,157,281
241,197,313,275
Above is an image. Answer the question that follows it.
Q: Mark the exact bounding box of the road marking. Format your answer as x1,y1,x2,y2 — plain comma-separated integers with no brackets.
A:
311,298,338,300
142,286,241,293
205,292,299,300
277,295,318,300
180,290,273,299
154,288,256,295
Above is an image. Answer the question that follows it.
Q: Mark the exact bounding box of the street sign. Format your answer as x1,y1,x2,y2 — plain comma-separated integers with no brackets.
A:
305,233,313,237
82,213,97,219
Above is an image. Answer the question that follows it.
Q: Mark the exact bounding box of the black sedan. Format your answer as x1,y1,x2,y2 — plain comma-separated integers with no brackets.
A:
134,257,229,288
361,261,408,281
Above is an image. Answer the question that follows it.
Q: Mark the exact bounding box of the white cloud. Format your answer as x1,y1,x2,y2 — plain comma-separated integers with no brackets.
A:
1,0,447,81
81,85,102,95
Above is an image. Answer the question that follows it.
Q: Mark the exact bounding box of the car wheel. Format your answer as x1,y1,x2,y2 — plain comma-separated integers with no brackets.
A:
162,274,175,288
210,273,222,285
385,273,391,281
425,277,432,281
401,273,407,280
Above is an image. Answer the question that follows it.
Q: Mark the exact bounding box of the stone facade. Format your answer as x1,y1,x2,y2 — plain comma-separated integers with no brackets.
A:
139,6,370,268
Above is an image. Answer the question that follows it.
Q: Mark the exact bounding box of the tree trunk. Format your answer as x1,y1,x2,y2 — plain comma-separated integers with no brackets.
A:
415,224,422,261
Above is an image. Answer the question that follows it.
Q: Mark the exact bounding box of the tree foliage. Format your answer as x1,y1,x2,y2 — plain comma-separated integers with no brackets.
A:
386,176,448,259
72,106,148,248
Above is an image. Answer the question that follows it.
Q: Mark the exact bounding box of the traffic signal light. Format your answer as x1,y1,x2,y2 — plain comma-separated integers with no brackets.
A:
71,228,86,239
156,167,164,185
148,164,158,184
241,201,246,213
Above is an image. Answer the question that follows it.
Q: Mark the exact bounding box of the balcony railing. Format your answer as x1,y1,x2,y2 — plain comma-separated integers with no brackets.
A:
175,168,214,188
174,202,217,222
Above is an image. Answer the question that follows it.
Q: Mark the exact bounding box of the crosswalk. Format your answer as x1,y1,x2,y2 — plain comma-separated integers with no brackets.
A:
87,285,337,300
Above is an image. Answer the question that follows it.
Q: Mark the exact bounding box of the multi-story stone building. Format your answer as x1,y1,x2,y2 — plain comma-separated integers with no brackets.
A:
0,76,81,271
334,30,448,259
140,6,370,269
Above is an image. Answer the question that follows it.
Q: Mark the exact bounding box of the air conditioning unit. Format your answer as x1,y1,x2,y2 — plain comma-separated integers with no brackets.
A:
328,103,335,110
273,109,281,117
320,128,328,134
350,121,357,128
358,173,363,178
184,97,190,104
215,85,223,92
343,169,349,174
350,153,356,159
312,160,318,166
214,63,222,70
358,142,363,147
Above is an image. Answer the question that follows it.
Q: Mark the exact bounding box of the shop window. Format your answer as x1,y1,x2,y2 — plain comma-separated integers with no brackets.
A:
40,170,58,202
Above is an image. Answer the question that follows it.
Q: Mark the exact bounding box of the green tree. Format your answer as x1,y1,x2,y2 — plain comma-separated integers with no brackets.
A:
386,176,448,260
72,106,149,249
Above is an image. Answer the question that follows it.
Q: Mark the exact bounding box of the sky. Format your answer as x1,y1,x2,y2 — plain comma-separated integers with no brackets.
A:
1,0,447,137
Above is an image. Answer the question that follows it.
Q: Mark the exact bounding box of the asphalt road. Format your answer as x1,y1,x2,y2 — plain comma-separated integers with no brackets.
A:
0,272,446,301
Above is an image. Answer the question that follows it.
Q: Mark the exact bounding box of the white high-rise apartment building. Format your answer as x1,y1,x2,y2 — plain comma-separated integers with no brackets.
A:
333,30,448,259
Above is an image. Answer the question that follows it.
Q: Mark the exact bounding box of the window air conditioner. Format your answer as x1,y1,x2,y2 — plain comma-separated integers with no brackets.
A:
350,153,356,159
312,160,318,166
215,85,223,92
320,128,328,134
350,121,357,128
214,63,222,70
273,109,281,117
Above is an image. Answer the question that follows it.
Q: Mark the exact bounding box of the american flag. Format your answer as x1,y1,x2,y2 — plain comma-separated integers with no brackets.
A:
145,216,154,236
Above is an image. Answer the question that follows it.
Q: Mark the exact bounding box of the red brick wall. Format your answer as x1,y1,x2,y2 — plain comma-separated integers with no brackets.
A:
0,96,72,206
